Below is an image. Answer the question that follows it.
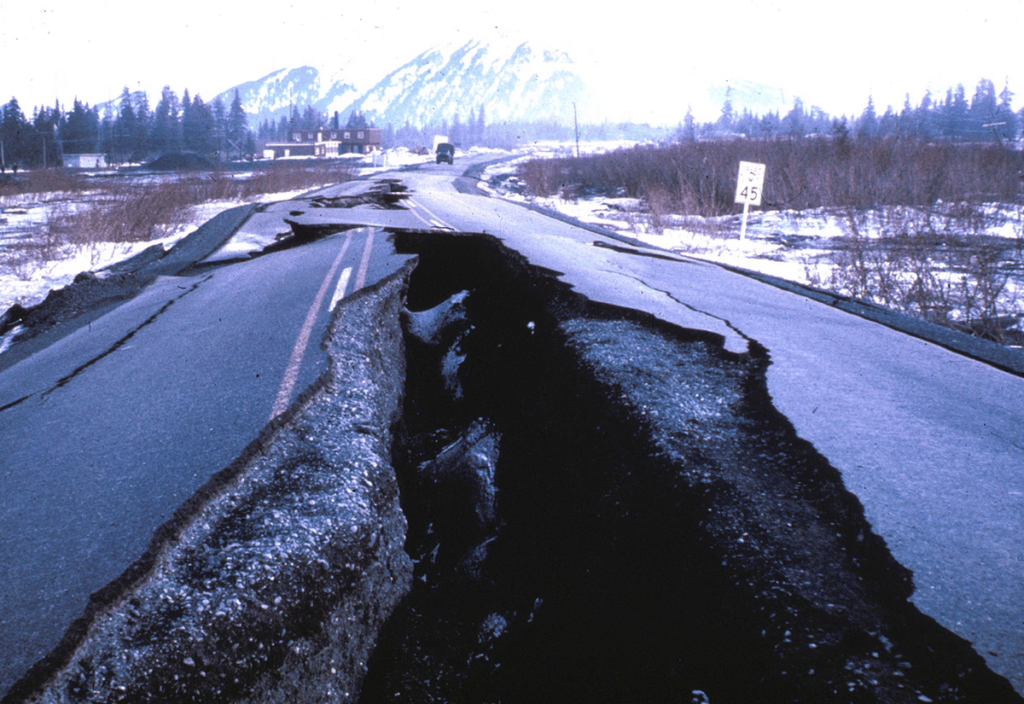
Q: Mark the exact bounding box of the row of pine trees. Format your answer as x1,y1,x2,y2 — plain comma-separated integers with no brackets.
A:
0,86,253,170
1,77,1021,171
255,104,493,151
687,79,1020,145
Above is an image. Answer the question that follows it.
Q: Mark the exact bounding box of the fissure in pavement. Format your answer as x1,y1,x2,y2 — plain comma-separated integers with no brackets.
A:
364,230,1022,704
7,230,1022,704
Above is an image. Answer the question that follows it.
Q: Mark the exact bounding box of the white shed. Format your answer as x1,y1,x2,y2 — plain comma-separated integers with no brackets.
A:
64,153,108,169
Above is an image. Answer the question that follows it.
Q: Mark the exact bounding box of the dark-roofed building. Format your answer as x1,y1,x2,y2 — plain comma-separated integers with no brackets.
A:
263,127,383,159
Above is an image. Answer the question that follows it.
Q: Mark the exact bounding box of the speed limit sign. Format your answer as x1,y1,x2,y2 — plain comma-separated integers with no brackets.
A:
735,161,765,206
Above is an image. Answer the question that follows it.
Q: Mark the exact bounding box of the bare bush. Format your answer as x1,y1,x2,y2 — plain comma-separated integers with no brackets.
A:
1,160,356,275
823,205,1022,343
518,138,1024,216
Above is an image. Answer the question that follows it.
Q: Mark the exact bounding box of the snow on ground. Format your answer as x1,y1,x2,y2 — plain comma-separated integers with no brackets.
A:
0,152,418,317
4,143,1023,341
0,198,250,316
480,151,1024,336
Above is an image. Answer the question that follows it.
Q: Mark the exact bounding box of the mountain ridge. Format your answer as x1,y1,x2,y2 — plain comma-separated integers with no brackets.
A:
210,39,595,130
94,40,793,130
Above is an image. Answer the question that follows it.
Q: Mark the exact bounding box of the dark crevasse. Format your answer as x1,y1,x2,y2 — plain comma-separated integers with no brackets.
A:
360,230,1022,704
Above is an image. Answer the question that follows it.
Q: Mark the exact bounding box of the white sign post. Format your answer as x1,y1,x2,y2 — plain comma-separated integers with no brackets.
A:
734,161,766,241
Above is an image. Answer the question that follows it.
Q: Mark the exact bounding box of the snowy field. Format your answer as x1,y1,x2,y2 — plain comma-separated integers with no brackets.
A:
480,149,1024,343
0,150,436,316
3,143,1023,347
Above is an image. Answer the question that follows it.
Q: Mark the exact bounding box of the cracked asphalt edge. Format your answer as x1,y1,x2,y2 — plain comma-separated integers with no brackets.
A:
496,194,1024,376
5,263,417,704
0,204,260,373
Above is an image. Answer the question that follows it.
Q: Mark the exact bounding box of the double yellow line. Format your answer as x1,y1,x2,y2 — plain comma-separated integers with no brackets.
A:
269,229,376,420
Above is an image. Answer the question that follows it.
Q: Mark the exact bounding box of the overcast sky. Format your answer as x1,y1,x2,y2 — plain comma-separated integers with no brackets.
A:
2,0,1021,124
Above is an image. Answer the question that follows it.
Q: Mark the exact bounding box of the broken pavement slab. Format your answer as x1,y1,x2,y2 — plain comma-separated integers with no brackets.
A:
0,204,260,371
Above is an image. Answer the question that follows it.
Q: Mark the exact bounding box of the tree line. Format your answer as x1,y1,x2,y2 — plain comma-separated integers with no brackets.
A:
255,103,504,151
0,86,255,170
254,102,600,151
685,78,1021,146
3,76,1020,171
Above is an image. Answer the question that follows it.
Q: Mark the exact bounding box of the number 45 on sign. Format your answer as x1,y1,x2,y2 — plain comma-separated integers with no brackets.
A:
735,161,765,240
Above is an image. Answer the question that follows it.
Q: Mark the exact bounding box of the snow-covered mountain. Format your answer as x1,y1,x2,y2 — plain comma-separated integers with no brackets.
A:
216,39,592,130
346,39,589,127
211,66,361,128
89,39,800,131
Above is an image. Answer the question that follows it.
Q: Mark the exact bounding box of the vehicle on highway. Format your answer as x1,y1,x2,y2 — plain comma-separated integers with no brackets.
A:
435,143,455,164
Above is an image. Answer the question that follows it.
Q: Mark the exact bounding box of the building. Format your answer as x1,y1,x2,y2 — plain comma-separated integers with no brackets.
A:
63,153,108,169
263,127,383,159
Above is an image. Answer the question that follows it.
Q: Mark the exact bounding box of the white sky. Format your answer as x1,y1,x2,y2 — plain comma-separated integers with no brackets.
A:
2,0,1022,124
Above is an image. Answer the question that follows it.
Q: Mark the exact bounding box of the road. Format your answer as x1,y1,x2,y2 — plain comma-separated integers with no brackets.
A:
1,154,1022,698
398,163,1024,691
0,224,413,695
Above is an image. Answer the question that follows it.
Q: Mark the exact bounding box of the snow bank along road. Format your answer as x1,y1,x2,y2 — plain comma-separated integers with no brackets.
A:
0,156,1022,703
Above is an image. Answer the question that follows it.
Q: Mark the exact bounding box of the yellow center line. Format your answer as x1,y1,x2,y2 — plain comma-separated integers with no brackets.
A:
355,228,375,289
329,267,353,311
410,199,453,230
270,232,352,420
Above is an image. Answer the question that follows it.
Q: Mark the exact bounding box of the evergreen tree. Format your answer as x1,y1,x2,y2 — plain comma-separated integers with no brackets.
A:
300,105,321,130
33,103,61,167
681,106,697,142
915,90,936,139
878,105,897,138
180,90,197,151
182,92,215,154
716,88,734,133
1,97,29,170
113,87,137,163
346,111,368,129
133,91,151,159
899,94,914,138
759,111,780,137
996,80,1019,143
969,79,997,141
63,99,100,154
212,97,227,157
831,117,851,156
855,95,878,141
197,97,218,155
152,86,181,155
782,98,805,137
734,108,759,137
941,84,969,140
227,90,249,159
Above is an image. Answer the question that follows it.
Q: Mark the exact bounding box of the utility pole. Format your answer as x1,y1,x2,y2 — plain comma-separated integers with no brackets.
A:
574,102,580,158
983,121,1007,149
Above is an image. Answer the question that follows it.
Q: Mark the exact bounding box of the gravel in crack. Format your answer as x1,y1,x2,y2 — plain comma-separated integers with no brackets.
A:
552,317,1020,703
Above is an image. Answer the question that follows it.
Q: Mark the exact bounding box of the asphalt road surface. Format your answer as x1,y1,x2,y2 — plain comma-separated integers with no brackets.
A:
1,154,1022,697
402,162,1024,692
0,225,413,694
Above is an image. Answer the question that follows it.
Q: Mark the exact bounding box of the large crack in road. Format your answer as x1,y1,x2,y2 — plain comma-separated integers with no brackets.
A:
369,231,1022,704
6,229,1022,704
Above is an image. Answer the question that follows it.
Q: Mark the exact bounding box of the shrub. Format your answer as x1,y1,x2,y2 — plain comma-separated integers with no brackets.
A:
1,159,356,275
518,138,1024,215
